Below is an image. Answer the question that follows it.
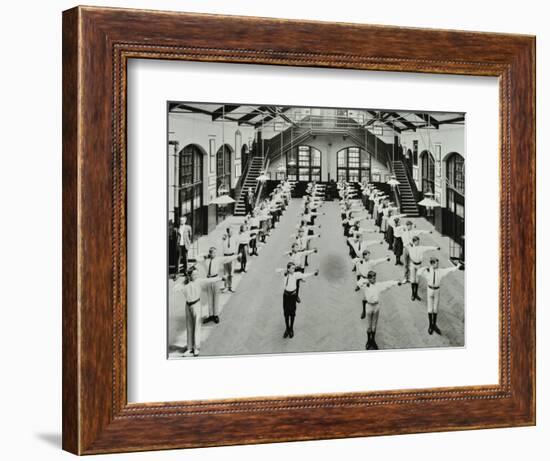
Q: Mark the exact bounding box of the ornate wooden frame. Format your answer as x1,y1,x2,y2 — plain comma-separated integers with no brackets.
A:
62,6,536,455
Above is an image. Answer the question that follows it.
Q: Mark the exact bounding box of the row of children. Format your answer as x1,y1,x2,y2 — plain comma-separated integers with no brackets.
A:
172,180,294,356
339,179,464,349
274,182,325,339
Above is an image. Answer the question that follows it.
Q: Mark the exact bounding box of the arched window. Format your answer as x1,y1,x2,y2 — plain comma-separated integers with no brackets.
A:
336,147,370,182
445,152,465,244
179,144,204,238
216,144,232,193
420,151,435,194
286,145,321,181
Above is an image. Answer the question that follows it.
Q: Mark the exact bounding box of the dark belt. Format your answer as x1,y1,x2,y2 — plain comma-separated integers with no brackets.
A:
365,301,379,305
224,253,235,256
186,298,200,306
207,274,218,278
411,260,421,265
428,285,440,290
284,290,297,296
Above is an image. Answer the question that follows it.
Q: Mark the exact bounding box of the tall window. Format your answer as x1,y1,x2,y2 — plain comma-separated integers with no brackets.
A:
421,151,435,194
337,147,370,182
413,140,419,166
216,145,232,193
179,145,204,238
286,145,321,181
445,152,465,245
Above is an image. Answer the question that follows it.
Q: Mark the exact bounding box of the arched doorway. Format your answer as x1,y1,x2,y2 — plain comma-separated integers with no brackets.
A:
336,146,370,182
286,145,321,181
179,144,204,238
420,150,435,194
216,144,232,193
444,152,465,247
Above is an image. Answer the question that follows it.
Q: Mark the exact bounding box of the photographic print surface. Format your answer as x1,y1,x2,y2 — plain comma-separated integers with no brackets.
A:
167,103,465,358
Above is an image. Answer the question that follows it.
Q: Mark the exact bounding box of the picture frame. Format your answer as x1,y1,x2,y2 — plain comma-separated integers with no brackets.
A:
62,6,535,455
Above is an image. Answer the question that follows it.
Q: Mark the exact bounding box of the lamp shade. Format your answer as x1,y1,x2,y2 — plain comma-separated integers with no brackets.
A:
387,178,401,187
418,196,440,208
211,194,236,205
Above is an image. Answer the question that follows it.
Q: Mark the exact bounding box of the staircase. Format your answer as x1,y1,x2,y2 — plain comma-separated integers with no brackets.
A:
234,157,264,216
392,161,420,217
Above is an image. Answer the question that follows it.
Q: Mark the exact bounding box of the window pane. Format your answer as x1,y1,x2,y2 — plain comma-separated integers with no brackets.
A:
311,150,321,166
337,151,346,166
287,151,297,164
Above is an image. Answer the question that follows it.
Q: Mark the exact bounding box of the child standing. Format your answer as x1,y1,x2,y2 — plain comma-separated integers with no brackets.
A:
275,263,319,338
357,271,404,350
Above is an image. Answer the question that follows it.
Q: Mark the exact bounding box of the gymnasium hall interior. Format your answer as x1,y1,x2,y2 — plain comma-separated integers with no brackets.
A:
167,103,465,358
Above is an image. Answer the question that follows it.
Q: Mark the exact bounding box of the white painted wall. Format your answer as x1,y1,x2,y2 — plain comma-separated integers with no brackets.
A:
168,112,255,205
401,124,465,204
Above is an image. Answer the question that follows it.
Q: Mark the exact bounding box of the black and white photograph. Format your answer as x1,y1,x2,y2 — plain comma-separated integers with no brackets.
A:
167,103,466,358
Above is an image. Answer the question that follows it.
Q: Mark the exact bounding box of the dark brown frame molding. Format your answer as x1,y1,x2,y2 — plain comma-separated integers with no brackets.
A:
62,5,536,455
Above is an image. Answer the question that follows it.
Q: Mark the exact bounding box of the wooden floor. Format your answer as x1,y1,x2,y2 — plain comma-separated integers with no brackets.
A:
169,198,465,358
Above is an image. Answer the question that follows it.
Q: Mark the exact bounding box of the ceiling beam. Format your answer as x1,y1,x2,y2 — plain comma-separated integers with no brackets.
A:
364,111,382,127
254,107,292,128
169,103,255,126
266,106,295,126
366,111,402,133
211,104,240,120
438,115,466,125
169,103,212,116
387,112,417,132
414,113,440,129
237,106,270,125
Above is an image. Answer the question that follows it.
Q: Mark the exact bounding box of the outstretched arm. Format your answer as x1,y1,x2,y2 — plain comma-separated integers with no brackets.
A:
372,256,392,266
220,254,240,264
298,270,320,281
359,228,378,234
197,276,223,286
364,239,385,247
417,267,429,278
440,265,461,279
379,280,402,292
420,245,440,256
